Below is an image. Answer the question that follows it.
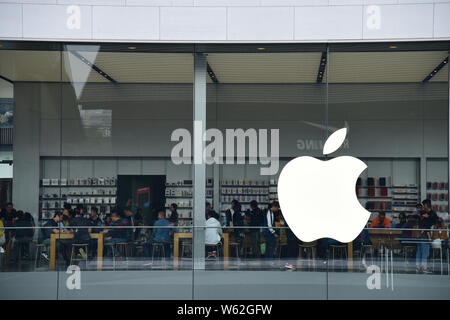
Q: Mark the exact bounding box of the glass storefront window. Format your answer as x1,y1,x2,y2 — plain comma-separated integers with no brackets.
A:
0,41,449,300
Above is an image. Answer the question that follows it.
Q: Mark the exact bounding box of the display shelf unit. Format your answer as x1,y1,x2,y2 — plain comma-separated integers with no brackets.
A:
357,177,419,219
426,181,449,219
39,177,117,221
219,179,274,215
164,179,214,226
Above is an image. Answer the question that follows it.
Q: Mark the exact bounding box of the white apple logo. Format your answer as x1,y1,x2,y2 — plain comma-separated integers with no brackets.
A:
278,127,370,243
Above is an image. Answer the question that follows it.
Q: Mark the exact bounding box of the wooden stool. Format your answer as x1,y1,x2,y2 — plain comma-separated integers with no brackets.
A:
330,244,348,270
431,247,443,274
205,243,221,260
70,243,89,267
104,242,128,270
360,244,375,267
180,240,192,258
152,242,167,267
133,239,145,257
229,242,240,260
298,241,317,270
402,245,416,264
34,243,49,269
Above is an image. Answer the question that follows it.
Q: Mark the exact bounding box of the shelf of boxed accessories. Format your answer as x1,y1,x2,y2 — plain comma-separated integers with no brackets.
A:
165,182,214,221
426,183,449,215
357,196,392,199
41,185,117,187
220,180,271,214
357,186,417,188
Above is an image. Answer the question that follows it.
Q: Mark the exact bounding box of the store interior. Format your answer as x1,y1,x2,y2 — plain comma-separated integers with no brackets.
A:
0,42,449,299
0,45,446,225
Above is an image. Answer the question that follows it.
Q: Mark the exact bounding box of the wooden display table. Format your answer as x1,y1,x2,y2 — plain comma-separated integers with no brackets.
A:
49,233,103,271
368,229,402,250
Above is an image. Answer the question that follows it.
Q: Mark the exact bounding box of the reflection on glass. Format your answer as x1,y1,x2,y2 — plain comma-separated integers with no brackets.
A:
78,105,112,138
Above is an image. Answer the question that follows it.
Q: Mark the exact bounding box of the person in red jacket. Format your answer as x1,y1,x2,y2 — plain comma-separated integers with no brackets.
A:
369,211,392,228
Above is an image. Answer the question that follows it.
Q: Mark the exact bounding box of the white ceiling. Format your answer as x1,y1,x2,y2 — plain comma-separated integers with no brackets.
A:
0,50,447,84
328,51,448,83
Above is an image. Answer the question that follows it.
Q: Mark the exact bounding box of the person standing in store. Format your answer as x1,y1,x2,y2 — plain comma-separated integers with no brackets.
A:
168,203,179,225
248,200,263,259
230,200,244,243
88,206,103,258
422,199,438,226
123,207,135,242
0,202,17,245
9,211,34,265
69,210,91,260
264,201,280,264
126,198,138,216
205,201,220,221
395,213,407,228
416,211,433,274
102,210,127,256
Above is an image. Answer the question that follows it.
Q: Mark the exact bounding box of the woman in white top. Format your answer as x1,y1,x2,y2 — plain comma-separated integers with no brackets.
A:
205,211,222,245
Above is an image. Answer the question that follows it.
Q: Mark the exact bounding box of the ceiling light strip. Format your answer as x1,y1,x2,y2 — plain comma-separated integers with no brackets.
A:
422,56,448,83
207,62,219,83
69,50,117,84
316,51,327,84
0,74,14,84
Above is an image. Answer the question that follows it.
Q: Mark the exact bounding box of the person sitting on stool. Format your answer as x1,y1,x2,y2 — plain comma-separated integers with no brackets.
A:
144,210,173,259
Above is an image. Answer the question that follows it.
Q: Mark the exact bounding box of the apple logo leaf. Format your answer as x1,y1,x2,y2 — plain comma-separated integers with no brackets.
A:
323,127,347,155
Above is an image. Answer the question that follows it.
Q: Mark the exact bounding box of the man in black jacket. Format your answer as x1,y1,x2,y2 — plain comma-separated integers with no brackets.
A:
88,206,103,258
69,210,91,261
248,201,264,258
10,211,34,265
39,213,71,266
422,199,438,226
1,202,17,244
70,211,91,244
225,200,244,243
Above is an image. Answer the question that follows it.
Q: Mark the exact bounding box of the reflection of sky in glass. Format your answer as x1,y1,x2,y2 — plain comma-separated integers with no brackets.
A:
0,99,13,128
78,105,112,138
64,45,100,99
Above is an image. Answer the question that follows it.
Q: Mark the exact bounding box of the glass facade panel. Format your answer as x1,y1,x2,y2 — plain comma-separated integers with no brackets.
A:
326,49,449,299
0,42,449,300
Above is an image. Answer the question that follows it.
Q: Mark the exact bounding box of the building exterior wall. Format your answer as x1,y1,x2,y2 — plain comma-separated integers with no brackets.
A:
0,1,449,43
